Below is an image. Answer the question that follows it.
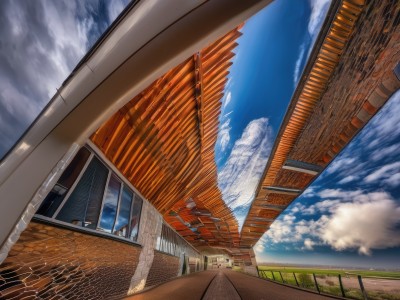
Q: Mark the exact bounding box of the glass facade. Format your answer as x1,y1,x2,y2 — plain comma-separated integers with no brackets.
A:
156,223,200,258
36,146,143,242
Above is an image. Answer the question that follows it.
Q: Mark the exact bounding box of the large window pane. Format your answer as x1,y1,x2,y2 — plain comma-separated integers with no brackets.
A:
113,186,133,237
98,174,121,233
56,156,108,227
37,147,91,217
129,195,143,241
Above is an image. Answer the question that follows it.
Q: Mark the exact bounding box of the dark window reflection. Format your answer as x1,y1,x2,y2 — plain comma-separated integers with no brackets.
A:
56,156,108,227
129,195,143,241
37,146,144,242
113,186,133,237
98,174,121,233
37,147,91,217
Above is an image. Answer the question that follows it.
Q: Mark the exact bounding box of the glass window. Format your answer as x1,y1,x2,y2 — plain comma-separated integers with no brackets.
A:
56,156,108,228
129,195,143,241
36,145,144,243
36,147,91,217
113,186,133,237
98,174,121,233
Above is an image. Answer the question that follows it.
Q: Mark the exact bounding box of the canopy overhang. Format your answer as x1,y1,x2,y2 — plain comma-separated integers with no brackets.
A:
241,0,400,247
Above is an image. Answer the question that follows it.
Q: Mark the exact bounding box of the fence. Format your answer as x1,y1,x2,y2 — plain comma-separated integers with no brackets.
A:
257,269,400,300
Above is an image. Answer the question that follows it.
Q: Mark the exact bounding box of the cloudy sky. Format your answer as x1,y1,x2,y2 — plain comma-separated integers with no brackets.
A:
214,0,400,269
254,90,400,269
1,0,399,270
216,0,331,229
0,0,128,159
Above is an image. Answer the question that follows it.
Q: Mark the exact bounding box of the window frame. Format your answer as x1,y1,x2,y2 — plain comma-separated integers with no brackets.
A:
34,143,144,244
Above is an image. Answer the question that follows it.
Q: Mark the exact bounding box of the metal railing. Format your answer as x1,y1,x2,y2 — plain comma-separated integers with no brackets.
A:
257,268,400,300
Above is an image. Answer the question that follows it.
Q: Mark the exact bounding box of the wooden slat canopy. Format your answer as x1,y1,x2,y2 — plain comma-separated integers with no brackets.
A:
241,0,400,247
91,26,243,248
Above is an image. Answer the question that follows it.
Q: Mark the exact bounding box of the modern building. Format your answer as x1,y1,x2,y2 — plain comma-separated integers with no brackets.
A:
0,0,399,299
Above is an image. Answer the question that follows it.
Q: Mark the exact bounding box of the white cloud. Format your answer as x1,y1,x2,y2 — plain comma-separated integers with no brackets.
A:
318,188,363,200
302,199,342,215
218,118,274,228
359,90,400,150
258,191,400,256
301,186,317,198
107,0,129,22
293,43,306,87
222,91,232,109
384,172,400,187
319,192,400,255
364,161,400,184
0,0,128,158
307,0,331,44
370,142,400,162
303,238,315,250
265,216,298,244
218,118,231,152
338,175,358,185
325,157,357,174
293,0,331,88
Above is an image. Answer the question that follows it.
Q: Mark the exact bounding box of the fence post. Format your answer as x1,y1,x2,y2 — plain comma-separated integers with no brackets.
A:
358,275,368,300
262,270,267,279
313,273,320,294
256,266,260,277
338,274,346,297
293,272,299,287
271,271,276,281
279,271,285,283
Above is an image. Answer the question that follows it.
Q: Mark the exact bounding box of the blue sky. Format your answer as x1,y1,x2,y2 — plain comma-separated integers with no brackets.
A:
216,0,331,229
1,0,399,270
214,0,400,269
254,90,400,269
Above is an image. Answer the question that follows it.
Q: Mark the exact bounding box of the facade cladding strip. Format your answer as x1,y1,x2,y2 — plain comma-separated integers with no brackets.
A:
0,144,204,299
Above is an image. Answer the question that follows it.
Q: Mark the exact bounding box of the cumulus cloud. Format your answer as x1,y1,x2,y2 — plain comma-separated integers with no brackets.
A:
0,0,128,158
319,192,400,255
265,214,299,244
218,118,274,228
260,191,400,256
303,238,315,250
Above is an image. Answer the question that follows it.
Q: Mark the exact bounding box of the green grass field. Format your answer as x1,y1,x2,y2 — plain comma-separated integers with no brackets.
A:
257,265,400,279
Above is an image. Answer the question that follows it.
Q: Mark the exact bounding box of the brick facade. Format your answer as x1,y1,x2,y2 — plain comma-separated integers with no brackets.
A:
0,221,141,299
145,250,180,288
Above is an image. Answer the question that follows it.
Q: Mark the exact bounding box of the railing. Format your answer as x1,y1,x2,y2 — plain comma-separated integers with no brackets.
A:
257,268,400,300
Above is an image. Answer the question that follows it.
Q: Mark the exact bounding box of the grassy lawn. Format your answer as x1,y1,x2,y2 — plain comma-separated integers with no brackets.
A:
257,265,400,279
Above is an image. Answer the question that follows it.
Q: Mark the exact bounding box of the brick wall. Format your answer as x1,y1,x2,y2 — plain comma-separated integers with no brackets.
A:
0,221,141,299
291,0,400,164
145,251,179,287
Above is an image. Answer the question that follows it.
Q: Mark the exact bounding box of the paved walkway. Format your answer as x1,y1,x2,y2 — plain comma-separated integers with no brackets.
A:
125,269,337,300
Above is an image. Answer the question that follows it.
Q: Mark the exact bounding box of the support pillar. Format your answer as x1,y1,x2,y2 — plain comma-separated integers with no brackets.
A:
127,201,162,295
243,248,259,276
